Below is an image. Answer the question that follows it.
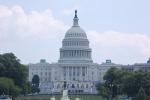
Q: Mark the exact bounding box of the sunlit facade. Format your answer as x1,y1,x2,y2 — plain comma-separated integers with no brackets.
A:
28,10,150,94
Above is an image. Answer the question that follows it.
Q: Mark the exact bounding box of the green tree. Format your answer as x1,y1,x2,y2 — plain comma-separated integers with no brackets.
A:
0,53,27,87
21,82,31,95
31,75,40,93
134,87,146,100
0,77,20,97
103,67,121,98
98,67,150,99
0,53,30,96
122,71,150,97
97,84,108,98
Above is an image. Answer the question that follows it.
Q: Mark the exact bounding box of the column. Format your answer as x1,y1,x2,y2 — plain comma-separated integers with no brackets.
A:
73,50,74,57
88,51,90,58
69,67,71,80
86,67,87,80
72,67,73,80
72,50,73,57
79,50,81,57
60,51,62,58
79,67,81,81
64,51,65,57
67,66,69,81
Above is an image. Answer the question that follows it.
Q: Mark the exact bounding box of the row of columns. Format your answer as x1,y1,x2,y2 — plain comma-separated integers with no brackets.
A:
63,41,88,46
63,66,88,81
60,50,91,58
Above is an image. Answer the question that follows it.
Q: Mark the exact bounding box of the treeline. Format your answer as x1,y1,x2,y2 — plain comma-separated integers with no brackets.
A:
0,53,31,97
97,67,150,100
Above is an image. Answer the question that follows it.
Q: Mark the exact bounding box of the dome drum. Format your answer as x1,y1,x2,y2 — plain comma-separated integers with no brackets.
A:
59,49,92,58
62,40,89,47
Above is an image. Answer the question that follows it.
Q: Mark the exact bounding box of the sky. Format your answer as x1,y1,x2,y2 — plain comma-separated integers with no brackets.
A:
0,0,150,65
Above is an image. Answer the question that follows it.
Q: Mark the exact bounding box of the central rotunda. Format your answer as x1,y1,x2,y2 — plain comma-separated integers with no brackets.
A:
59,10,92,63
56,10,99,94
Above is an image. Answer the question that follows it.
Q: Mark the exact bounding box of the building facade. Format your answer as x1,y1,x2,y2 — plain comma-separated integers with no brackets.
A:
29,10,101,94
28,10,150,94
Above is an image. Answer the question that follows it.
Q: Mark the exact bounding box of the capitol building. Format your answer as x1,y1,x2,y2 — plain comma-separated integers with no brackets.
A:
28,10,150,94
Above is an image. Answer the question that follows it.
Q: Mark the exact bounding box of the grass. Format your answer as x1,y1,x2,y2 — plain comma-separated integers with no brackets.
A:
15,95,106,100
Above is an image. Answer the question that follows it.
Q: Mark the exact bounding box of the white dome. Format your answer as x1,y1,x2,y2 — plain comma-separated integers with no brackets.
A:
59,10,93,63
65,26,87,38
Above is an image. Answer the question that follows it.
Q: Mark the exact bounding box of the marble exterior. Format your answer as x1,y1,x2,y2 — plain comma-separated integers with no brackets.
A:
28,10,150,94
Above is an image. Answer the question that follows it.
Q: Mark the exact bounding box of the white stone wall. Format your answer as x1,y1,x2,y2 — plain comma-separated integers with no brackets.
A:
28,11,124,94
28,60,101,94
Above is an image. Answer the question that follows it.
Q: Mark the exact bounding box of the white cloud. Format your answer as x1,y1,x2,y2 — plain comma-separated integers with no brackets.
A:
61,5,79,16
87,31,150,63
0,5,68,41
0,5,68,63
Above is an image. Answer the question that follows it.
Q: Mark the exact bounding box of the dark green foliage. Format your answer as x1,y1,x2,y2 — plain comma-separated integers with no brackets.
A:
122,71,150,97
0,53,30,96
31,75,40,93
134,87,146,100
97,84,108,98
103,67,121,98
0,77,20,97
21,81,31,95
97,67,150,99
32,75,40,87
103,67,119,85
0,53,27,87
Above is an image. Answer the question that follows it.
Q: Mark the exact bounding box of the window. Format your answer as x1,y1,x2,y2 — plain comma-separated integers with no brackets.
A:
73,67,75,76
82,67,85,76
86,84,88,88
69,67,72,76
77,67,80,76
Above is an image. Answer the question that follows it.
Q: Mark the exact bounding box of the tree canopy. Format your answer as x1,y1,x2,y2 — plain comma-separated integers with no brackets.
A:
134,87,146,100
0,53,27,87
97,67,150,99
31,75,40,93
0,53,30,96
0,77,20,97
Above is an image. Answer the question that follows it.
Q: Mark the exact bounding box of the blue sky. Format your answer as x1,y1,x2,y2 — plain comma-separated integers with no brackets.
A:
0,0,150,64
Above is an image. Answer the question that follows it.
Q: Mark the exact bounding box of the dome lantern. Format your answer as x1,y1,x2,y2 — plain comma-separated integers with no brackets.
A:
73,10,79,26
64,10,87,39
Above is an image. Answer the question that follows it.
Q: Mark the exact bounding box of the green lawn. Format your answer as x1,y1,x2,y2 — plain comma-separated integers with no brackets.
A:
15,95,106,100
